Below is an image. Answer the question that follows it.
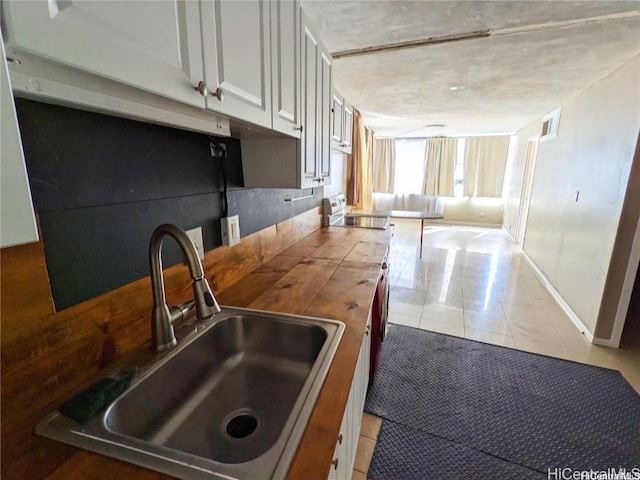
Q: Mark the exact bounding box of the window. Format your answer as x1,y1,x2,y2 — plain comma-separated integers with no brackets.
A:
393,139,426,194
391,137,465,197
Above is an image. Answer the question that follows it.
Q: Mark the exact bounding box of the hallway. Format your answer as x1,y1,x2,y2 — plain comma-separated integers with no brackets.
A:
386,220,640,393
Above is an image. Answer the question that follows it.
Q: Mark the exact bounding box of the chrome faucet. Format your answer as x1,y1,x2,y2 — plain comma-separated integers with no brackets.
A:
149,224,221,351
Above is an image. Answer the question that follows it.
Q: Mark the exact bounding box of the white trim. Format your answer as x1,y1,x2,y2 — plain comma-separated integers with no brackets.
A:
425,220,503,229
592,336,622,348
522,251,594,342
515,137,539,244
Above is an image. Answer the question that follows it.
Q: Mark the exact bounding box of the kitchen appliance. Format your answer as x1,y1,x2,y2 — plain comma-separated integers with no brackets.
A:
323,194,391,229
370,247,389,385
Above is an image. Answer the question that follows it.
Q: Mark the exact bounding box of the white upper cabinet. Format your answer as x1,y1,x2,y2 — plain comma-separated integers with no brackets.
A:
301,15,321,187
319,50,332,182
2,0,308,136
300,10,331,188
240,9,333,190
1,0,205,108
271,0,301,138
331,91,344,144
331,89,354,155
3,1,332,189
342,101,354,154
1,39,38,248
200,0,272,128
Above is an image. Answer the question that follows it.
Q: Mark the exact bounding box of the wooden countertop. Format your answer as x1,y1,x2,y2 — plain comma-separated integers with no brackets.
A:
45,226,391,480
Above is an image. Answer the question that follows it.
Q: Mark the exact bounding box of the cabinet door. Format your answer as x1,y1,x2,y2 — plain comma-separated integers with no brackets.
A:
343,101,354,154
271,0,301,138
319,49,332,183
343,385,356,479
201,0,272,127
331,91,344,144
0,40,38,248
301,14,320,188
327,439,339,480
1,1,204,108
327,405,350,480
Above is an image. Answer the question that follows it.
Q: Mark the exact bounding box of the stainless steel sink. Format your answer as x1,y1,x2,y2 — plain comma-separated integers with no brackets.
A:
37,307,345,479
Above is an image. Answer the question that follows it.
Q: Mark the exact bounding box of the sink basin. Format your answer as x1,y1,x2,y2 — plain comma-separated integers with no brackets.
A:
37,307,344,479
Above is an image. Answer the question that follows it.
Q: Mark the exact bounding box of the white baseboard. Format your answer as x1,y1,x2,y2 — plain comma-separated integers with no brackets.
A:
521,251,595,343
591,336,620,347
422,220,502,229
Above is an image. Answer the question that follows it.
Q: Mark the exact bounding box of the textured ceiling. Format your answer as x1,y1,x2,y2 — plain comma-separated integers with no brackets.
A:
301,1,640,137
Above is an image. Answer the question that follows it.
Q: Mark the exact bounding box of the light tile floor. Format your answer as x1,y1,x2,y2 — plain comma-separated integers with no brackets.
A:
351,220,640,479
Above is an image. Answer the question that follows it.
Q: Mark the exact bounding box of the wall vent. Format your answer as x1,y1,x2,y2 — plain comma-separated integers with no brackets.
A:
541,108,561,140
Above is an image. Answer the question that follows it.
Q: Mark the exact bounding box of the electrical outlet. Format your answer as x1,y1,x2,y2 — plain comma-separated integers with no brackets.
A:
221,215,240,247
186,227,205,260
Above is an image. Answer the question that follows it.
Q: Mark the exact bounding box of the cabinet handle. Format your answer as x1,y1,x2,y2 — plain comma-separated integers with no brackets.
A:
338,433,343,444
365,326,370,335
196,81,208,97
294,125,303,132
332,458,339,470
210,87,224,102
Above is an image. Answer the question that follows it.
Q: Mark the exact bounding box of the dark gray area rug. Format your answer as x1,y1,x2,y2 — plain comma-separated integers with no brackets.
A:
365,325,640,479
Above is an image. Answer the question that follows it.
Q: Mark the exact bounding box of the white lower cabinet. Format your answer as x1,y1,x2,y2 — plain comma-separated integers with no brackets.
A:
328,312,372,479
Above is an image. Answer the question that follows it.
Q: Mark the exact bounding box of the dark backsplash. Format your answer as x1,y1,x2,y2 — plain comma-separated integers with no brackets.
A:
15,99,322,310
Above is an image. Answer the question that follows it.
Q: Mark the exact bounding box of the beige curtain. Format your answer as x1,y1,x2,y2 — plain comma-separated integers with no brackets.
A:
346,110,363,206
361,128,374,210
347,110,374,210
372,138,396,193
422,137,457,196
464,136,510,197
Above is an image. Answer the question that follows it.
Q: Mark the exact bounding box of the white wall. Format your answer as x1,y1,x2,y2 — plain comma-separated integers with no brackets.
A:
442,197,503,226
505,55,640,335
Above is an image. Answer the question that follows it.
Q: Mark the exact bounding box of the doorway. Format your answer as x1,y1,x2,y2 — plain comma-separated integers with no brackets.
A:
620,264,640,349
515,137,539,244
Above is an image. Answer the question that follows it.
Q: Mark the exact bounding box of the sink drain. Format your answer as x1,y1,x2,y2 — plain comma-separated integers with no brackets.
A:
222,408,261,440
226,414,257,439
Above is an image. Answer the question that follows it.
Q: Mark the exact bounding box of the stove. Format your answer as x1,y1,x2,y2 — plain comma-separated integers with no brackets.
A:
323,194,391,230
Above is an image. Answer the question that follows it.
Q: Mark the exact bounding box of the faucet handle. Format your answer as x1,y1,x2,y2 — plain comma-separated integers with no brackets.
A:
193,277,221,319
